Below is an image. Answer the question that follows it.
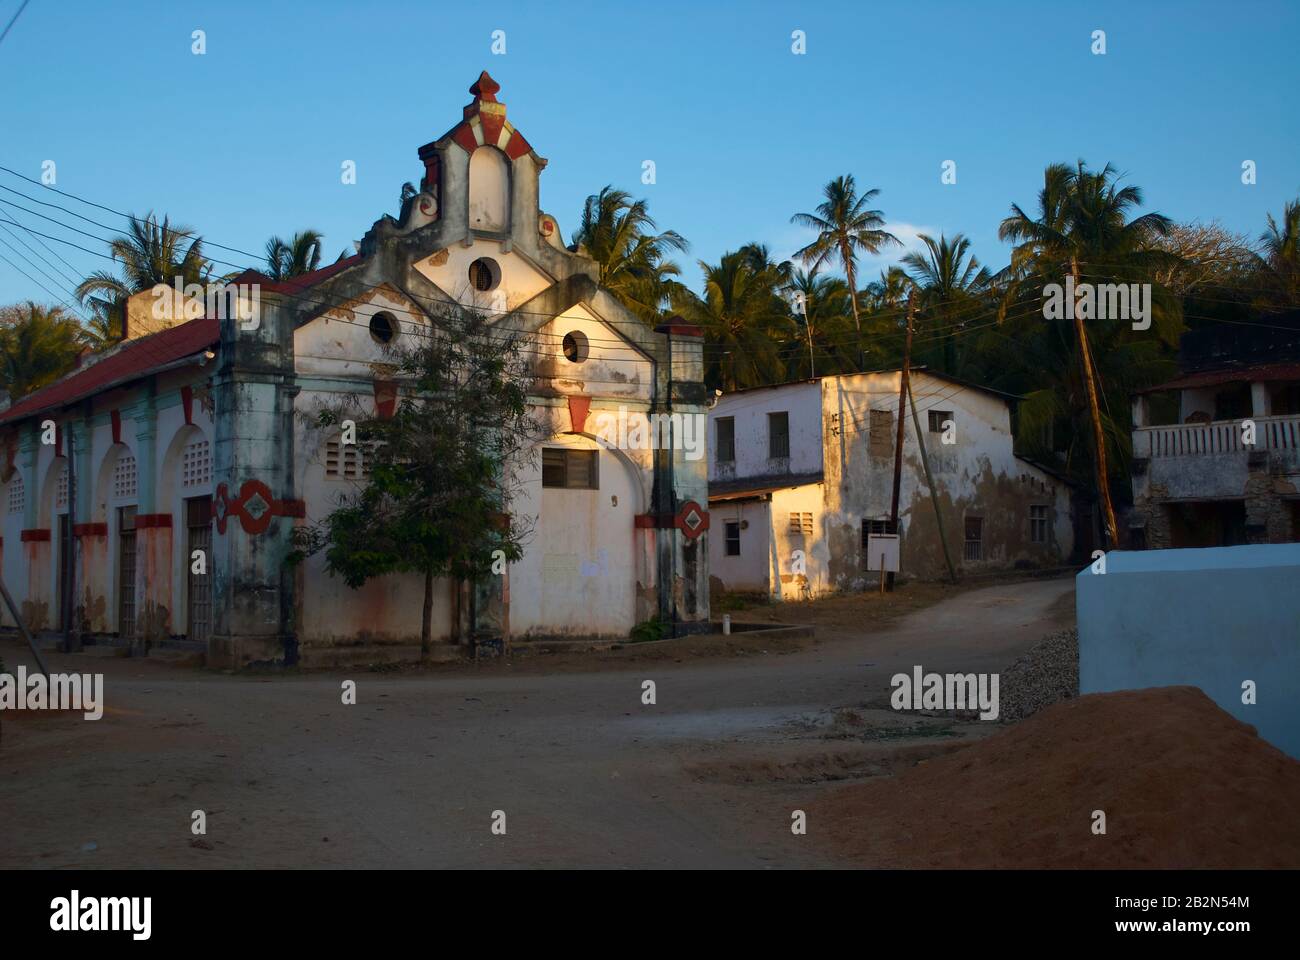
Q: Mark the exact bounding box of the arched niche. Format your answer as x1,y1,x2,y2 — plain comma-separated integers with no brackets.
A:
468,147,511,232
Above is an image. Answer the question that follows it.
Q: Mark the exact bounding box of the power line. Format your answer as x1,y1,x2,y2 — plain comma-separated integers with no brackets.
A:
0,0,31,49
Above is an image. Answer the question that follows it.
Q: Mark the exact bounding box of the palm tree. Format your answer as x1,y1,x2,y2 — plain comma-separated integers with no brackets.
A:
1258,198,1300,308
264,230,325,281
80,310,124,351
900,233,991,376
791,175,899,367
679,249,790,391
998,160,1181,547
74,213,210,348
571,186,689,324
0,302,84,399
782,268,853,379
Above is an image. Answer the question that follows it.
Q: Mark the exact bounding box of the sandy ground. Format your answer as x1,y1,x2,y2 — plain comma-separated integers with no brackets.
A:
811,687,1300,868
2,576,1086,868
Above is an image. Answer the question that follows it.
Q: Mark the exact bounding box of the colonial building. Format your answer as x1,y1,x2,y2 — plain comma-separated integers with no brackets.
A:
1129,313,1300,547
707,370,1076,598
0,72,711,667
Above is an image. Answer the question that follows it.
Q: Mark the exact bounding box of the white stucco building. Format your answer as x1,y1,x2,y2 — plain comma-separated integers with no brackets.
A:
707,370,1076,598
0,72,712,667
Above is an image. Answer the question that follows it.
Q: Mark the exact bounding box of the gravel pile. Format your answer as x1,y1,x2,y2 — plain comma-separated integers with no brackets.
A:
998,628,1078,722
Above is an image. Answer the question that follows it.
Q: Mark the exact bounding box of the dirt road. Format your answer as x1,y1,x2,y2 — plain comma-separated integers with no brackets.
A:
0,577,1074,869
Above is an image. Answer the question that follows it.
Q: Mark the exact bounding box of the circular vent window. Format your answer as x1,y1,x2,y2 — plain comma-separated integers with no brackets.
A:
562,330,589,364
468,257,501,292
369,311,398,344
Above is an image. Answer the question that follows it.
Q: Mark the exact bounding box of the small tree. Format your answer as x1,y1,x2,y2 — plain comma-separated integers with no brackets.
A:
298,303,544,655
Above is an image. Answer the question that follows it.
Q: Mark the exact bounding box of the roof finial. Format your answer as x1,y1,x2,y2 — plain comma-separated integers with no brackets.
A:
469,70,500,103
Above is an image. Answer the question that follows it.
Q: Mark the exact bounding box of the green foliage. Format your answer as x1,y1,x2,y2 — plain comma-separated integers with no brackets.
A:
628,618,666,643
263,230,324,281
791,174,901,362
74,212,210,351
994,160,1184,489
296,302,544,650
571,186,689,325
0,301,84,398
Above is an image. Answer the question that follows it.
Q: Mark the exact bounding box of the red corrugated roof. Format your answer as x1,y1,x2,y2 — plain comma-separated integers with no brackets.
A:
1138,362,1300,394
230,254,363,300
0,317,219,425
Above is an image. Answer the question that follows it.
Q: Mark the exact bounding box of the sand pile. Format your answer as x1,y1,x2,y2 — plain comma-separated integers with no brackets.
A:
811,686,1300,868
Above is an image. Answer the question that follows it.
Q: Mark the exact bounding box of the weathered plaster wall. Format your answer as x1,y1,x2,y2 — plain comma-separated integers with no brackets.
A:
708,381,822,485
707,371,1074,598
707,498,771,594
0,362,215,642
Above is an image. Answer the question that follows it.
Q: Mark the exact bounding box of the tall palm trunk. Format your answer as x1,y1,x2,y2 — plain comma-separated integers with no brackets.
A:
841,240,862,369
1072,256,1119,548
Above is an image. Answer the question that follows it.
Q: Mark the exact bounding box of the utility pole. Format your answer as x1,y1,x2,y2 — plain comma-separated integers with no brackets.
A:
1071,256,1119,548
793,291,815,378
62,426,78,654
908,380,958,584
889,293,915,526
886,292,916,590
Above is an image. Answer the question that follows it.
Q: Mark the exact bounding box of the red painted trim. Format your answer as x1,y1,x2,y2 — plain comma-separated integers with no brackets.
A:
567,395,592,435
633,503,710,540
505,130,532,161
181,385,194,425
111,409,122,445
675,500,710,540
73,522,108,537
420,155,440,196
374,379,398,420
135,513,173,529
20,528,50,542
451,123,479,155
213,480,303,536
657,321,704,338
480,112,505,148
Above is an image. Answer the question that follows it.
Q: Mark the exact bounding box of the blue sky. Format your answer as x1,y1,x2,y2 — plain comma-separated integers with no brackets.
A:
1,0,1297,311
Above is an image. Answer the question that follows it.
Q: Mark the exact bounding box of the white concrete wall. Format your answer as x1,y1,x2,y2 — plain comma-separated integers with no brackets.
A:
292,288,660,643
709,381,822,484
820,371,1073,584
0,363,215,637
1077,543,1300,759
412,237,553,316
509,424,644,638
708,498,771,594
707,371,1074,598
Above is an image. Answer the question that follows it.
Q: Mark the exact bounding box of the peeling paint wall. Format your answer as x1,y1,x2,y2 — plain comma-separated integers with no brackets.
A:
708,371,1074,598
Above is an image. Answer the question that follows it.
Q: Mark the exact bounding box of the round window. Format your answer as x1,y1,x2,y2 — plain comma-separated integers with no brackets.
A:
369,311,398,344
468,257,501,292
562,330,589,364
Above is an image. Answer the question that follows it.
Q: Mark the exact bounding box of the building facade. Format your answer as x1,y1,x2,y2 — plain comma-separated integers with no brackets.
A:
0,72,711,666
1129,315,1300,547
707,370,1076,598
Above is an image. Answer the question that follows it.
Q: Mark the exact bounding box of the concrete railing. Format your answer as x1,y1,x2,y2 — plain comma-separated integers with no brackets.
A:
1137,414,1300,459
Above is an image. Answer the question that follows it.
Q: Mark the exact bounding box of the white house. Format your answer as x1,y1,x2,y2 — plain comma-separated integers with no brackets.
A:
707,370,1076,598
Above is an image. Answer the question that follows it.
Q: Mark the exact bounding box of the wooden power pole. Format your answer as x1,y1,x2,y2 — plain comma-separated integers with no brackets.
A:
1071,257,1119,548
889,293,915,527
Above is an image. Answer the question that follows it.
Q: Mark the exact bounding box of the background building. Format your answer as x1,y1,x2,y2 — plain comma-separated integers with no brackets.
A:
707,370,1076,598
1130,311,1300,547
